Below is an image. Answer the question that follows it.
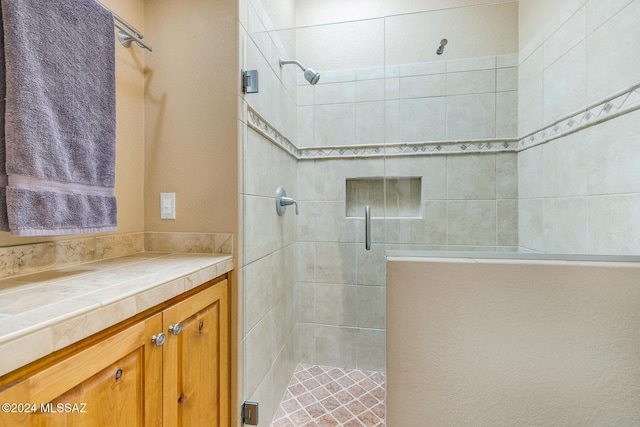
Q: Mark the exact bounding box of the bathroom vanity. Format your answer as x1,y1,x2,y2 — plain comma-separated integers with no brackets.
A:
0,252,232,426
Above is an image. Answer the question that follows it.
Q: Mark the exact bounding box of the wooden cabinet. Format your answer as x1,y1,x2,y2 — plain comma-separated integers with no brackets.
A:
0,277,229,427
163,281,229,426
0,314,163,427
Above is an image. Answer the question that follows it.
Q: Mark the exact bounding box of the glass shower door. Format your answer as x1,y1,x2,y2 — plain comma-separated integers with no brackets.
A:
382,3,520,255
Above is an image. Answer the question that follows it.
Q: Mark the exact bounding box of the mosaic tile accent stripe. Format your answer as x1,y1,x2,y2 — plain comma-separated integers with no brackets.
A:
247,108,301,159
249,82,640,160
517,83,640,151
248,106,517,160
271,364,385,427
300,140,517,159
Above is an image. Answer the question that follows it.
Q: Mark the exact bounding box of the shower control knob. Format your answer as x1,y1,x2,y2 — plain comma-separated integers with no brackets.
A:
168,323,182,336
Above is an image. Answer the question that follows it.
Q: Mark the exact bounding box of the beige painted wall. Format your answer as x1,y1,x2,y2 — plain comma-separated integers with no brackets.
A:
0,0,239,247
0,0,146,247
387,256,640,425
144,0,238,236
0,0,239,246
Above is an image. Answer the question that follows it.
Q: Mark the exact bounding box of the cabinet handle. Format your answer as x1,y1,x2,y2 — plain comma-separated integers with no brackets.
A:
151,332,166,346
168,323,182,335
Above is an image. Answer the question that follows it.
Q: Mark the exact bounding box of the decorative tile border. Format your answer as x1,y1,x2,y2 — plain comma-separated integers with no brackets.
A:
517,83,640,152
248,106,518,160
247,108,301,159
301,140,518,159
249,82,640,159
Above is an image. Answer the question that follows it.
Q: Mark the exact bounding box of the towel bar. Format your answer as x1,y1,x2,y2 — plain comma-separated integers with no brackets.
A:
96,1,153,52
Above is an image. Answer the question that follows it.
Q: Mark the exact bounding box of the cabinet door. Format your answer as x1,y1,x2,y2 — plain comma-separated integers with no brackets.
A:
162,280,229,427
0,314,163,427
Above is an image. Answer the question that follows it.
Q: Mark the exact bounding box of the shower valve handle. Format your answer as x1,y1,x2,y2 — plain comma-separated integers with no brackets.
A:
280,196,299,215
275,187,299,216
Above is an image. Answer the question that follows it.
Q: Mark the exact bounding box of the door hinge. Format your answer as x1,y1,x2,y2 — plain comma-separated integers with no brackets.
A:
242,400,259,425
242,70,259,94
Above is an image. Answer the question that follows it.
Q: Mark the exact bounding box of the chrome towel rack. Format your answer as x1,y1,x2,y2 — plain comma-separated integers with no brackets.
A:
96,1,153,52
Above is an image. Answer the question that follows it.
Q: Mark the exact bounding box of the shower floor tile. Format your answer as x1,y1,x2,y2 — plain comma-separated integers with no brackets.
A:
271,364,386,427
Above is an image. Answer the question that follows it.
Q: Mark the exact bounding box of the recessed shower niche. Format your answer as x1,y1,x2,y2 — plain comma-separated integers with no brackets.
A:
346,177,422,217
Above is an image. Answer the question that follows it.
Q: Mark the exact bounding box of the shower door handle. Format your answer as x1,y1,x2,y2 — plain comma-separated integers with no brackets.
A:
365,205,371,251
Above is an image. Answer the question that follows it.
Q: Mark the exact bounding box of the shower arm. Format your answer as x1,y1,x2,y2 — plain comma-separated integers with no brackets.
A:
279,58,306,71
279,57,320,85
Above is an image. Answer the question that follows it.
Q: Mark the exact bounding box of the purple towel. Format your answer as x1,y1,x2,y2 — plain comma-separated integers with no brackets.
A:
0,0,117,236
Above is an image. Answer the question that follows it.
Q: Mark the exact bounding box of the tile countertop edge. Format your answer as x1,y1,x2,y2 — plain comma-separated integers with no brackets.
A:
0,253,233,377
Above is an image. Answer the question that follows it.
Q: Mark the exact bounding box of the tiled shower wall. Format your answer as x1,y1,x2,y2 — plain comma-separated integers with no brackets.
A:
517,0,640,254
297,55,518,147
294,152,518,373
292,53,519,373
240,0,640,425
241,2,520,423
239,0,300,424
241,128,298,424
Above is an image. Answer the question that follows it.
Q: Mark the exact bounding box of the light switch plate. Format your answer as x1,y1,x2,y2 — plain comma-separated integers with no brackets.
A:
160,193,176,220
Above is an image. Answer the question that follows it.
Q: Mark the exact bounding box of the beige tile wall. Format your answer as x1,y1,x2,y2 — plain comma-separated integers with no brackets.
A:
251,50,521,382
517,0,640,255
297,54,519,148
0,231,233,282
291,58,521,370
519,110,640,254
240,0,640,421
0,233,144,280
295,152,518,372
240,0,299,424
240,1,640,425
239,130,298,425
519,0,639,129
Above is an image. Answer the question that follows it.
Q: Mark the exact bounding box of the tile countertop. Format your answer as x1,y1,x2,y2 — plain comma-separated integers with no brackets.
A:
0,252,233,377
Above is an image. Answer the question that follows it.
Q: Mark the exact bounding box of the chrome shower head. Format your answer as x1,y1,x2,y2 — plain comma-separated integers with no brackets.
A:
304,68,320,85
279,58,321,85
436,39,448,55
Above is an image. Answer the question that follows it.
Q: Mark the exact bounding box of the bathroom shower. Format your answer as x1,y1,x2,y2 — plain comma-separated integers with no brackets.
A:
279,57,320,85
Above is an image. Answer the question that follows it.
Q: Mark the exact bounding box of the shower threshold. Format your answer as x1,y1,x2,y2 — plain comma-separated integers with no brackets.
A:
271,364,386,427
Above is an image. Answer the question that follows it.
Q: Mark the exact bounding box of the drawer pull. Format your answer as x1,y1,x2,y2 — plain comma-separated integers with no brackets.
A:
169,323,182,336
151,332,166,346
